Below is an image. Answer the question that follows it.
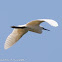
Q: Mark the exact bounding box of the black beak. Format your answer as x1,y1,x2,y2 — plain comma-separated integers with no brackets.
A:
11,26,17,28
11,26,27,29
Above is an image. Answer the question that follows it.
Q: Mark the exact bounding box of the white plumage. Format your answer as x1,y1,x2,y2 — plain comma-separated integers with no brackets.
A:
4,19,58,49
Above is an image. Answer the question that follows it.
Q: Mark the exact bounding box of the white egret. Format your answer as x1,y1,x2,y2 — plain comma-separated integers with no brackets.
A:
4,19,58,49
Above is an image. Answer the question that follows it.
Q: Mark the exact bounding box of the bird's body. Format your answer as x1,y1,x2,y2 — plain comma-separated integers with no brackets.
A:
26,25,43,34
4,19,58,49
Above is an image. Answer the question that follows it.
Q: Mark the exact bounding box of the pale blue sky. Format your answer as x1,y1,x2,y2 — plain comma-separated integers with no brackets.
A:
0,0,62,62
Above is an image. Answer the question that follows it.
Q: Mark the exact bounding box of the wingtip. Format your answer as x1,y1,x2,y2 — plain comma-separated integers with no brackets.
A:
52,22,58,27
42,19,59,27
54,25,58,27
4,47,8,50
4,44,10,50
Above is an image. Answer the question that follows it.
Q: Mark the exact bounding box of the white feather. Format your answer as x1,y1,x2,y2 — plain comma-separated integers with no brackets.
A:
37,19,58,27
4,19,58,49
4,29,28,49
26,19,58,27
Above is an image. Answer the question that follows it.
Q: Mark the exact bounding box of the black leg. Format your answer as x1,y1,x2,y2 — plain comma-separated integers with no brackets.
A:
43,28,50,31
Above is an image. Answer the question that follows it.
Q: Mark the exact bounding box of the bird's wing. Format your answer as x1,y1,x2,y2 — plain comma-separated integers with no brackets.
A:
4,29,28,49
26,19,58,27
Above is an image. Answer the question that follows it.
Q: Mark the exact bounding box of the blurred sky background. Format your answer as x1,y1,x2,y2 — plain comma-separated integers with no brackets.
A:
0,0,62,62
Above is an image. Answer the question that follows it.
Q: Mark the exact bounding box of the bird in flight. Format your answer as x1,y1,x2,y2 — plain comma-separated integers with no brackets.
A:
4,19,58,49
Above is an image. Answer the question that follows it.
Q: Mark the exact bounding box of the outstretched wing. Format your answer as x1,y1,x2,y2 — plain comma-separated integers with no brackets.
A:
26,19,58,27
4,29,28,49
